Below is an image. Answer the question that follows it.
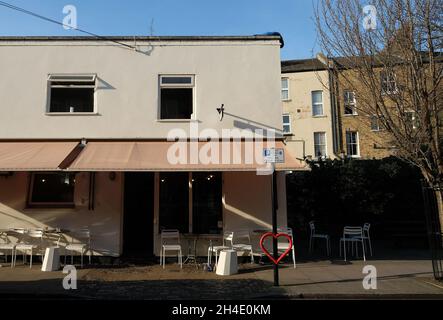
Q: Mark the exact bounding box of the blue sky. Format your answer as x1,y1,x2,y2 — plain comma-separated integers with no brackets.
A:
0,0,319,60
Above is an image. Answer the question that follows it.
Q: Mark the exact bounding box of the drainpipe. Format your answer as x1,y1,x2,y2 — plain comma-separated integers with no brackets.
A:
317,54,342,157
330,60,342,156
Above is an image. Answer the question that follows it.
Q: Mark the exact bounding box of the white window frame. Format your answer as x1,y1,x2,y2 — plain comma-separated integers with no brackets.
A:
46,74,97,115
158,74,196,121
281,78,290,101
312,90,324,117
381,71,398,95
344,90,358,115
346,131,360,158
313,132,327,158
282,113,292,135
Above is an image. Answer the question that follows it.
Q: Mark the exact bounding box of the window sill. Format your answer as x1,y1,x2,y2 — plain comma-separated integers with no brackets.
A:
343,114,358,117
381,91,399,96
282,99,292,102
283,133,294,136
312,115,327,118
45,112,99,116
156,119,197,123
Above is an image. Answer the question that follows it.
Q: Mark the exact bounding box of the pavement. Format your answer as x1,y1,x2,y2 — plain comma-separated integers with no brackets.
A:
0,256,442,299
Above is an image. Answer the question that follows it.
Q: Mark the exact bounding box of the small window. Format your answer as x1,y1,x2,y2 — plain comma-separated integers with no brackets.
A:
405,111,419,129
48,74,96,113
160,75,194,120
344,91,357,115
281,78,289,101
381,71,398,94
370,115,381,131
312,91,324,116
29,173,76,207
282,114,292,134
314,132,327,158
346,131,360,157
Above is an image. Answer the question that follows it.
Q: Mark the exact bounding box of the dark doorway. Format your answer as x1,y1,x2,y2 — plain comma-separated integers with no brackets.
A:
123,172,154,258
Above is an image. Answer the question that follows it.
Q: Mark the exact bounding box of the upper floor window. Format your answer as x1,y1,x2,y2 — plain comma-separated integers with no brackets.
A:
312,91,324,116
160,75,194,120
405,111,419,129
281,78,289,101
29,172,76,207
381,71,398,94
314,132,327,158
344,91,357,115
48,74,96,113
282,113,292,135
370,115,384,131
370,115,380,131
346,131,360,157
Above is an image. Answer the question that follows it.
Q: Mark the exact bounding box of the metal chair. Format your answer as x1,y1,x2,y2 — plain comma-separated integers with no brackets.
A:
340,226,366,261
207,231,234,267
14,229,44,268
65,229,92,268
0,230,15,268
160,229,182,269
361,223,373,256
308,221,331,255
232,230,254,264
277,227,296,269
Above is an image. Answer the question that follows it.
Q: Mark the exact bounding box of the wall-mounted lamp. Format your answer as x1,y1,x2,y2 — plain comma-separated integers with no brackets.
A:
216,104,225,121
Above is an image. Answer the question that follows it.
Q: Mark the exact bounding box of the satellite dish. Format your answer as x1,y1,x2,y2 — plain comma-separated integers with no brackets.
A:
217,104,225,121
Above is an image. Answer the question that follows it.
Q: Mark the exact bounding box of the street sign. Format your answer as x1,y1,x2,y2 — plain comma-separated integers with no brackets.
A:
263,148,285,163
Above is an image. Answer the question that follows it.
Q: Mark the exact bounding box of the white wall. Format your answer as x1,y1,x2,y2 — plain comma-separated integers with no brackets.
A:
0,39,282,139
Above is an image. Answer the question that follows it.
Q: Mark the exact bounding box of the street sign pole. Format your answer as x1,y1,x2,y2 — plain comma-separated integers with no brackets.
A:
271,162,279,287
263,147,283,287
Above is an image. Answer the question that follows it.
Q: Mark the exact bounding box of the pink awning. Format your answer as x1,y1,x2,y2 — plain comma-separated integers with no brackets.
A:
0,142,79,171
67,141,307,172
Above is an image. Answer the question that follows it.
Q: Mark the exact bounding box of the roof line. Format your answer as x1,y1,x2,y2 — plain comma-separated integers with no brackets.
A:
0,35,282,42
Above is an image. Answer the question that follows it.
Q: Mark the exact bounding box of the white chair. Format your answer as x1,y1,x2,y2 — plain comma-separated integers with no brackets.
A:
14,229,44,268
207,231,234,267
65,229,92,268
340,226,366,261
232,230,254,264
360,223,373,256
277,227,296,269
308,221,331,255
0,231,15,268
160,229,182,269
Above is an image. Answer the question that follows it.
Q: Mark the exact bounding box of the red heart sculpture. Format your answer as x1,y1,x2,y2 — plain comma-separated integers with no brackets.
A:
259,232,293,265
